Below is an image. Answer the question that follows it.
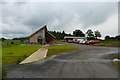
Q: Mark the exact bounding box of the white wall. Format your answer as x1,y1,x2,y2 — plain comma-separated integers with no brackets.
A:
73,38,87,41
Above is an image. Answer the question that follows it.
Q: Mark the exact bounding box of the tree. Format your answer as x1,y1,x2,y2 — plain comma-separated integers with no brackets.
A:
86,29,94,40
105,35,110,40
50,31,71,40
73,29,85,37
62,31,65,35
61,31,65,39
115,35,120,39
94,30,101,39
0,37,6,42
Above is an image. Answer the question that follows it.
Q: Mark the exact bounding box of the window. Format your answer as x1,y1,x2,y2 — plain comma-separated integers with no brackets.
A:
38,31,42,38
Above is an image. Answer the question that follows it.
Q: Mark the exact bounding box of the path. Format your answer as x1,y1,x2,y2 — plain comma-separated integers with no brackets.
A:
20,44,49,64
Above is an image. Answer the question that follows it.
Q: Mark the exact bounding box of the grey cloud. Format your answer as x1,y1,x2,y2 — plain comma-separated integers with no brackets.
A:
1,2,118,38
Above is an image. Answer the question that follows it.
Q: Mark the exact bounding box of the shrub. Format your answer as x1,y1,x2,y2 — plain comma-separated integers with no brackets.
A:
11,42,14,44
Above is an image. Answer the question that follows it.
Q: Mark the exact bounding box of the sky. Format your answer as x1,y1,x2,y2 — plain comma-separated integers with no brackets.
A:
0,0,119,39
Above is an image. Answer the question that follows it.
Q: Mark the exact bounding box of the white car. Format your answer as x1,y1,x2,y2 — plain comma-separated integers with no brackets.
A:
79,41,86,44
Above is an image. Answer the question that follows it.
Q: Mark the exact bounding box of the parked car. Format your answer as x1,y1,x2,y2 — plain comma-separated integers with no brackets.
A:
68,40,74,43
85,40,100,45
79,40,86,44
85,40,92,45
73,40,79,43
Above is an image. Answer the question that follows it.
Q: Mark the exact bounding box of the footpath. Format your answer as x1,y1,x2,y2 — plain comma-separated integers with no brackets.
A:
20,44,49,64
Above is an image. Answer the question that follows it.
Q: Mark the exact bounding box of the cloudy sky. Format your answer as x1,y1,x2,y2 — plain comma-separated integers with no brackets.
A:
0,0,119,39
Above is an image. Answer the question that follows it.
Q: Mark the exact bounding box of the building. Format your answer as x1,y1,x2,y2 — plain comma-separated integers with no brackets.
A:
64,36,87,42
28,25,56,44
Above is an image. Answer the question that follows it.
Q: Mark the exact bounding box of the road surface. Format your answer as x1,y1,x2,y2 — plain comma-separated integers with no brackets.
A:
6,44,119,78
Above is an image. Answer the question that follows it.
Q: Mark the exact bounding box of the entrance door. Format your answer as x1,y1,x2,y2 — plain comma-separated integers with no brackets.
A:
38,38,42,44
46,37,50,44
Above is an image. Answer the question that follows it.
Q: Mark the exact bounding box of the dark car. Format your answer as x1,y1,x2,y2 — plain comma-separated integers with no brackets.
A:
68,40,74,43
73,40,80,43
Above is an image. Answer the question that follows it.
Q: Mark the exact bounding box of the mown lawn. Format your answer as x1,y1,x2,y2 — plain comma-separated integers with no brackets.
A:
2,40,23,47
47,45,78,57
2,45,42,64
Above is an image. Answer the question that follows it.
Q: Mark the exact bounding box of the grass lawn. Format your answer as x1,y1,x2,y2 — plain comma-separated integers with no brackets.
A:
2,40,23,47
47,45,78,57
93,39,120,47
112,62,120,69
2,45,42,64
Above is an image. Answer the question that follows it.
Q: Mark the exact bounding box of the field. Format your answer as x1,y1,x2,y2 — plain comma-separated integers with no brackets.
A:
1,40,42,64
93,39,120,47
47,45,78,57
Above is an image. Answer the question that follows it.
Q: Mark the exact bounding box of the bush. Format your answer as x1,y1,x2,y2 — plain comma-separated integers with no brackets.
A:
11,42,14,44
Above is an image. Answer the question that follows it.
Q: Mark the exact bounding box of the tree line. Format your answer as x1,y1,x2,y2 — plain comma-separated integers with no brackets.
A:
49,31,71,40
1,29,119,41
50,29,101,40
105,35,120,40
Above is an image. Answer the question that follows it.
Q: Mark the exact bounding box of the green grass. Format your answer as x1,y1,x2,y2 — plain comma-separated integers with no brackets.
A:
1,40,23,47
47,45,77,57
2,45,42,64
0,46,2,64
93,39,120,47
112,55,120,69
112,62,120,69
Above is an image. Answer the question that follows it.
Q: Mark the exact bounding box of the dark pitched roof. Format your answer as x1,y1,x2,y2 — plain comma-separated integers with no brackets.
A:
46,30,56,39
28,25,56,39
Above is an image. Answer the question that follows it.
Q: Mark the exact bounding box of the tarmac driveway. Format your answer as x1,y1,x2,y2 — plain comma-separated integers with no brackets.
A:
6,44,119,78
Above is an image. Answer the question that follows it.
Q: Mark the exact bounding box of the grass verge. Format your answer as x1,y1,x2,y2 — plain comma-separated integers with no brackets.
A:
112,54,120,69
112,62,120,69
47,45,77,57
2,68,7,79
2,45,42,64
92,39,120,47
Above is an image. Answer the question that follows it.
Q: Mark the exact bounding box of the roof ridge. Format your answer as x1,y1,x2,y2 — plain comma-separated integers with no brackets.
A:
29,25,47,38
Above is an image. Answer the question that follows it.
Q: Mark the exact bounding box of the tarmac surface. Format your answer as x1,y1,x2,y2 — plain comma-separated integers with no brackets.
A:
6,43,119,78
